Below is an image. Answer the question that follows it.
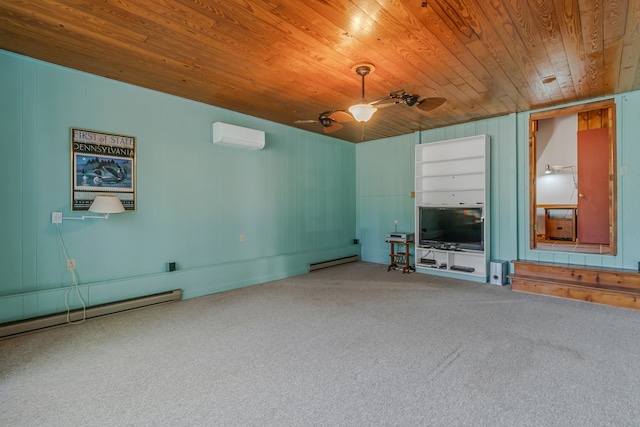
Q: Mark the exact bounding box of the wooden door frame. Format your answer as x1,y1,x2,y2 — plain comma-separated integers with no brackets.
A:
529,99,617,254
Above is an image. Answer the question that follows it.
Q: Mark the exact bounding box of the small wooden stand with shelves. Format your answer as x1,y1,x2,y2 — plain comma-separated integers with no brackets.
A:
387,240,415,274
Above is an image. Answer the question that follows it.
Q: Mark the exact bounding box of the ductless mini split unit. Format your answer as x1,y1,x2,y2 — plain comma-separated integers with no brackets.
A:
212,122,265,150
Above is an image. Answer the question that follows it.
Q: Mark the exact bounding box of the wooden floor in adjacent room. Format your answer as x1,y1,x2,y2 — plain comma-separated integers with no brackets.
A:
536,238,609,254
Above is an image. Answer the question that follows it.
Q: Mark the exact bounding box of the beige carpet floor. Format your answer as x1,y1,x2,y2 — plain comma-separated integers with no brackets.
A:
1,262,639,426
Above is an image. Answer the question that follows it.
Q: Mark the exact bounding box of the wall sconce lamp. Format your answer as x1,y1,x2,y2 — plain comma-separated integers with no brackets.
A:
544,164,576,174
52,195,125,223
544,164,578,189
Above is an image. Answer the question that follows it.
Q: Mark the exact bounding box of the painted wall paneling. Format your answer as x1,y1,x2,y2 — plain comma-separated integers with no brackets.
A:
0,51,358,323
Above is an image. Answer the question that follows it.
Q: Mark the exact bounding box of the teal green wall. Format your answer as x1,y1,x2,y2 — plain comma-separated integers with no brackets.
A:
355,133,418,262
356,115,518,271
0,51,358,323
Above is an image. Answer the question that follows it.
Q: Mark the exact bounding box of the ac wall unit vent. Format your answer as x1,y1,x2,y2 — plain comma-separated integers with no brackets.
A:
212,122,265,150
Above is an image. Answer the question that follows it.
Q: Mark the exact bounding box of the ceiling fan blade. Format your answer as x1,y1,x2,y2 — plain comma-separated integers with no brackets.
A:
417,97,446,112
323,123,343,134
330,110,354,123
375,101,401,109
369,95,394,106
369,88,407,106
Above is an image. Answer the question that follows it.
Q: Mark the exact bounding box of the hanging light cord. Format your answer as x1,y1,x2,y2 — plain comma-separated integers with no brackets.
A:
55,224,86,324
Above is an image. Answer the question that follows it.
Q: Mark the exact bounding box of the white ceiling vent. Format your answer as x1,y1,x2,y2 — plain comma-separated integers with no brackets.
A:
212,122,265,150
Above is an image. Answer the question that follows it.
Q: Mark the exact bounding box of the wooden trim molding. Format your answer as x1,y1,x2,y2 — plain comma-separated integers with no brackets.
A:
510,261,640,310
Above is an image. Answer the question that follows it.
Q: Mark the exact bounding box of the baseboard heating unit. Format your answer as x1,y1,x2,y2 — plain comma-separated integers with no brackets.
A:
0,289,182,339
309,255,360,271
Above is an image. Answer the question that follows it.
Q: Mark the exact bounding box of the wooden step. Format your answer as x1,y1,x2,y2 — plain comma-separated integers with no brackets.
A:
510,261,640,310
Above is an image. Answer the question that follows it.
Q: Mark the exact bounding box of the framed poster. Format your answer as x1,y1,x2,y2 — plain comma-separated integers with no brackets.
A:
71,128,136,211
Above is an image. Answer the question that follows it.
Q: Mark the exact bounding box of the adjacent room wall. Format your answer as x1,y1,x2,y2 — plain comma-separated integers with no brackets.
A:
0,51,358,323
536,114,578,204
535,115,578,234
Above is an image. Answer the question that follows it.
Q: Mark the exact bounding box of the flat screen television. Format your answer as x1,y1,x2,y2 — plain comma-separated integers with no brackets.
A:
418,206,484,251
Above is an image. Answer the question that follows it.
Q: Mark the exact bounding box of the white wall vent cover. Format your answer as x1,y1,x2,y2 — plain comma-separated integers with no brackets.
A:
212,122,265,150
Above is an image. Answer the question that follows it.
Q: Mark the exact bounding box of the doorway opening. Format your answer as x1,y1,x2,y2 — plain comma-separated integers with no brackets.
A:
529,99,617,255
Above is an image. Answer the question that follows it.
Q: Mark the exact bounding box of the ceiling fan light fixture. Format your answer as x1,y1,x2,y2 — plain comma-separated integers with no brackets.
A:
349,102,377,122
349,63,377,122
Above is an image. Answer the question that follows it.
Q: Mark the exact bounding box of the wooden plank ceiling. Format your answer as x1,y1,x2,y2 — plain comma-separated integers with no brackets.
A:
1,0,639,143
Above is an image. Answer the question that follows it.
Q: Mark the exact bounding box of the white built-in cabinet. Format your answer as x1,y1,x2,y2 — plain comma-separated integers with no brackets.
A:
414,135,490,281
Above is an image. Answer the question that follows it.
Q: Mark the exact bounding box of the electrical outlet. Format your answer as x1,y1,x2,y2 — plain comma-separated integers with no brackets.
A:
52,212,63,224
66,259,75,270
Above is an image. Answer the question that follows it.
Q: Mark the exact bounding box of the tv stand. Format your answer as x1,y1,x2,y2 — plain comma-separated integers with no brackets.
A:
415,245,485,278
414,135,489,281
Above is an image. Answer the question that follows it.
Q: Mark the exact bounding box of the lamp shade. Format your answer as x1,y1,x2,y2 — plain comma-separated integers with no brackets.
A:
88,195,125,214
348,103,377,122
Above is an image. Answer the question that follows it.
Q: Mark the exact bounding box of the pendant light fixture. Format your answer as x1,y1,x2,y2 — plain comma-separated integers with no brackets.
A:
348,63,377,122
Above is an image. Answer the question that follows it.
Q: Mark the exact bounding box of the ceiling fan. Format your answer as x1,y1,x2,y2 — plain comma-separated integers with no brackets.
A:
295,63,446,137
347,63,446,122
369,87,446,113
294,110,354,134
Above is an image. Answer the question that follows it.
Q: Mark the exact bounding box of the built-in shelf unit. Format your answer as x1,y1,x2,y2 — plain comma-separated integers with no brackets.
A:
415,134,490,281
